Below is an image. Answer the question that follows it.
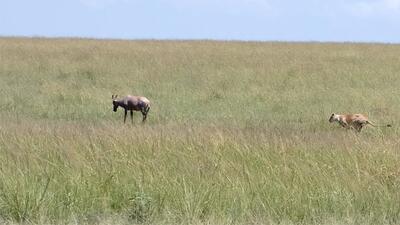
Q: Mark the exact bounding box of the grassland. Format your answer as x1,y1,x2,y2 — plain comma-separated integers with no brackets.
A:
0,37,400,224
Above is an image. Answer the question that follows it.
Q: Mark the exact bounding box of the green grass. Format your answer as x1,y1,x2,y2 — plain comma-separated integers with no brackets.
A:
0,37,400,224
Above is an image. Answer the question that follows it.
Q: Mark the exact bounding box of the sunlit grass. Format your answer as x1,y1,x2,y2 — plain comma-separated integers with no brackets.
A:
0,38,399,224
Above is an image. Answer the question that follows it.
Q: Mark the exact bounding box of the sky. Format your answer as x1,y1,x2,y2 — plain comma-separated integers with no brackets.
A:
1,0,400,43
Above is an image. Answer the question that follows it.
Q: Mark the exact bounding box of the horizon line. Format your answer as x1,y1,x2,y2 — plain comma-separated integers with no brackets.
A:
1,35,399,45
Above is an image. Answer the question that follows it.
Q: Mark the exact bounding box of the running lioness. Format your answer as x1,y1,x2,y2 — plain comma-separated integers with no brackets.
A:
329,113,391,132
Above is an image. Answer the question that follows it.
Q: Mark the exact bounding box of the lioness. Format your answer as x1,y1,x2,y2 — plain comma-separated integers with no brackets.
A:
329,113,391,132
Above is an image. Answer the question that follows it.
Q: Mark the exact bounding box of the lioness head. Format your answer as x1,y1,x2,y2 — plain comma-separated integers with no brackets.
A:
329,113,339,123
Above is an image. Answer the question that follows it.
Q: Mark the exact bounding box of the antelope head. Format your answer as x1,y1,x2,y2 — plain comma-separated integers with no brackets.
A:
112,94,119,112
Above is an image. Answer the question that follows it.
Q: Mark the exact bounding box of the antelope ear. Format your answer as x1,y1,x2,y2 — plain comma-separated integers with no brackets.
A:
112,95,114,99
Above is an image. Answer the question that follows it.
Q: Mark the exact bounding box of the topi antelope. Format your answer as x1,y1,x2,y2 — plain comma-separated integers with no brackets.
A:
112,95,151,123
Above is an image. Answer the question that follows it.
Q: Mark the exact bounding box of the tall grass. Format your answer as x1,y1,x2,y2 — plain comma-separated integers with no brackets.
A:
0,38,400,224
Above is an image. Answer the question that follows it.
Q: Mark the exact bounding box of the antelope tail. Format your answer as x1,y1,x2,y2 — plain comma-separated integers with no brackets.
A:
367,121,392,127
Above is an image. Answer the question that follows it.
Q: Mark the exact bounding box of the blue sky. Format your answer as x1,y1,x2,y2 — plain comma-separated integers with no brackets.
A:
1,0,400,43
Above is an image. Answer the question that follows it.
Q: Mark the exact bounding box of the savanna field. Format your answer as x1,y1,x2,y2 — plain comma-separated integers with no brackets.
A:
1,38,400,225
